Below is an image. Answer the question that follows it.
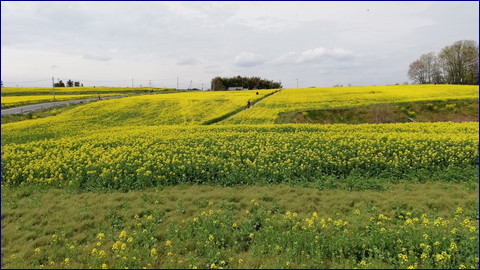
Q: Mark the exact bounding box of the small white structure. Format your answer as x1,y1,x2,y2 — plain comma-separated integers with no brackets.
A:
227,86,249,91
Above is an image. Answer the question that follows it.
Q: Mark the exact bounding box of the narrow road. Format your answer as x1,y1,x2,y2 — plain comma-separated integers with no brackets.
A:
1,94,134,115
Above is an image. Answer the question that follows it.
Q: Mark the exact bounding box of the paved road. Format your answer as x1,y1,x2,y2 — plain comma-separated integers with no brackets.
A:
1,94,134,115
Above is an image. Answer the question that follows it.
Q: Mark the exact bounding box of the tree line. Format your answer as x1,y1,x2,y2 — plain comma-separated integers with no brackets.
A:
211,76,282,91
54,79,83,87
408,40,478,85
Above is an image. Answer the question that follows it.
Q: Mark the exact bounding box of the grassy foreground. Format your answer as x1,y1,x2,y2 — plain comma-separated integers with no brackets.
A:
1,183,478,269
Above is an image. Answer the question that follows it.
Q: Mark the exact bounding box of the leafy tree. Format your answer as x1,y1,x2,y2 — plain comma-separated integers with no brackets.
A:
408,40,478,85
67,79,74,87
54,80,65,87
211,76,282,90
439,40,478,85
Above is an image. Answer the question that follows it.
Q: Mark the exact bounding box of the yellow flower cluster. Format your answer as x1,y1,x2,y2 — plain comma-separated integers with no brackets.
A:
2,121,476,188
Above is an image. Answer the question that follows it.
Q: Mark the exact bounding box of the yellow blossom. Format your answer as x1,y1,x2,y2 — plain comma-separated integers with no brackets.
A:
119,230,127,240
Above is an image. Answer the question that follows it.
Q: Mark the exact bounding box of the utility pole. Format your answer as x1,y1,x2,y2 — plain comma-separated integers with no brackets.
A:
177,77,179,90
132,78,134,88
149,80,151,88
296,78,298,88
52,77,56,101
201,83,204,91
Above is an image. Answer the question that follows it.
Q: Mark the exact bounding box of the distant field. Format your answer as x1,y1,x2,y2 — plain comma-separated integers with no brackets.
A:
1,94,122,109
1,86,174,96
223,84,479,124
1,90,273,129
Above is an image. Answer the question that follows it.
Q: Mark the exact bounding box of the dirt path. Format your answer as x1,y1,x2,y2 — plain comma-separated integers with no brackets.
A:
202,89,281,125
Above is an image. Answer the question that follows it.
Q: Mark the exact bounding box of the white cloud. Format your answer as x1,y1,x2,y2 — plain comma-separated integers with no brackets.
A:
234,52,265,67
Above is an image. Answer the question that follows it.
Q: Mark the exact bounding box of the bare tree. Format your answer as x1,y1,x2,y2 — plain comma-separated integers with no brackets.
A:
408,52,443,84
408,60,427,84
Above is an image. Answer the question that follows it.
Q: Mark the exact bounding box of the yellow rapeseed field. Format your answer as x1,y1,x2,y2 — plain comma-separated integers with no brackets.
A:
223,84,479,124
1,84,478,269
2,90,273,129
2,122,477,188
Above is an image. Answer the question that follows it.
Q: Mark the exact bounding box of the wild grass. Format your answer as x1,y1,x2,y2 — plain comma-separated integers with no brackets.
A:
1,183,477,269
275,99,478,124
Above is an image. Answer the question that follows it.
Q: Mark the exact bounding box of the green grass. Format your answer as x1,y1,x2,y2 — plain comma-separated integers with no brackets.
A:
1,183,477,269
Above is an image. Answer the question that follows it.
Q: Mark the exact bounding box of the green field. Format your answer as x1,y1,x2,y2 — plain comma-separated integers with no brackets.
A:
1,85,478,269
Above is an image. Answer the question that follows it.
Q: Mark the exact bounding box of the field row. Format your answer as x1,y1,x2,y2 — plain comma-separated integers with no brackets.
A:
1,94,121,109
1,87,173,96
2,122,477,190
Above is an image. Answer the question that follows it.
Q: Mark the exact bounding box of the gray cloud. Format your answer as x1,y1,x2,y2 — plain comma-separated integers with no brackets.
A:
274,47,359,65
177,57,199,66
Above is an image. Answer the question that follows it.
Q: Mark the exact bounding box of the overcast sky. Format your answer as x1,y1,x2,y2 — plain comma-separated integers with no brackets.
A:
1,1,478,89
